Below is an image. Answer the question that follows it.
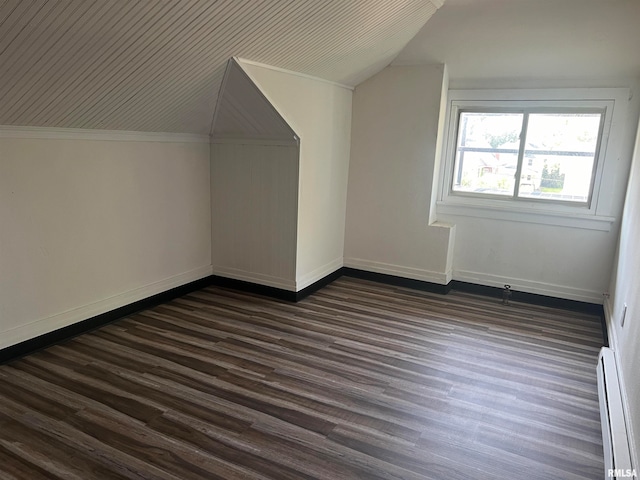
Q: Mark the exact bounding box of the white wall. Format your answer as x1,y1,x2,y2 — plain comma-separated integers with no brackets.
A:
394,0,640,85
211,142,298,290
0,133,211,349
606,124,640,468
433,84,637,302
434,84,638,303
345,67,638,301
385,0,640,302
239,61,353,290
344,65,455,284
445,219,620,302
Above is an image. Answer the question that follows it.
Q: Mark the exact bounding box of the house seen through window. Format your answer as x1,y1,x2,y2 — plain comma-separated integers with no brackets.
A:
452,110,604,204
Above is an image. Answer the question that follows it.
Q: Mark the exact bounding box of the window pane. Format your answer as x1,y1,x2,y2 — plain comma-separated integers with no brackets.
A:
452,112,523,197
517,113,602,203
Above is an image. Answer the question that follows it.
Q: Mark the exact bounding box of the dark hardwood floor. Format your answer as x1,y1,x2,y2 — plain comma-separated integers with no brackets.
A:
0,277,604,479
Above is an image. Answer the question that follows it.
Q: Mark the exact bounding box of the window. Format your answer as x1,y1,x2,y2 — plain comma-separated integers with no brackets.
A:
452,110,604,205
437,88,630,231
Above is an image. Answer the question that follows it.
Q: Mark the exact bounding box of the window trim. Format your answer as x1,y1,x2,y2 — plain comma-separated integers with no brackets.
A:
436,88,629,231
451,107,606,206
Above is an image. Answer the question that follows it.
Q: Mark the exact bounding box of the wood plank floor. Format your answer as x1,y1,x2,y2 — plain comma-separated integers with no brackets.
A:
0,277,605,479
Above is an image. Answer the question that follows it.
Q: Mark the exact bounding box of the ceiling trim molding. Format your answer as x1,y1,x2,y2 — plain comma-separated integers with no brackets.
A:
0,126,210,143
390,60,447,67
211,136,299,147
235,57,355,91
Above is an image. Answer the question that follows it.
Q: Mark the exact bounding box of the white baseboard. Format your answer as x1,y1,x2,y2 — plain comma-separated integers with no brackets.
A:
603,297,639,470
0,265,213,350
211,266,297,291
296,258,343,291
344,258,449,284
453,269,603,304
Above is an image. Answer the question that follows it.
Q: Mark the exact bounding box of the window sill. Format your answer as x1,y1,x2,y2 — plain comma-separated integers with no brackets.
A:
436,201,615,231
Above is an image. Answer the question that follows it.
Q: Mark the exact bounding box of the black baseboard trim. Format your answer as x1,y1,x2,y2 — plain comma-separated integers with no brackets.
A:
450,280,604,316
0,275,214,365
342,268,451,294
295,267,345,301
600,316,609,348
0,269,344,363
341,268,603,316
210,267,345,302
1,267,608,363
209,275,297,302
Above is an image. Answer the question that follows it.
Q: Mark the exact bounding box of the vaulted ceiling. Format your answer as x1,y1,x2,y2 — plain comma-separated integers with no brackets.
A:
0,0,443,135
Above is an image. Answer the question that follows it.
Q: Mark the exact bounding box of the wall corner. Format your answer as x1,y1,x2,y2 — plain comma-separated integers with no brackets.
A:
428,63,449,225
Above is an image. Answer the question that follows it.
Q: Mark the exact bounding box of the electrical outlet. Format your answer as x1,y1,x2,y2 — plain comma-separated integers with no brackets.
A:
621,303,627,327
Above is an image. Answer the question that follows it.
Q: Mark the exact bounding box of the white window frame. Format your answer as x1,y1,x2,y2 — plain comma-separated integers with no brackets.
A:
437,88,630,231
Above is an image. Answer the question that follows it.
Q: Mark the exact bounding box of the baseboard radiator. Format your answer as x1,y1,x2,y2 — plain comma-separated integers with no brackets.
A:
597,347,634,477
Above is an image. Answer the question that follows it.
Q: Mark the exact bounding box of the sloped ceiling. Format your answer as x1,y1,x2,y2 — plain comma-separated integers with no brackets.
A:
212,58,297,143
0,0,443,135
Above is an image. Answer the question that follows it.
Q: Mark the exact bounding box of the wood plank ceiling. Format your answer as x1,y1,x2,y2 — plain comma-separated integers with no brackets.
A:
0,0,444,135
